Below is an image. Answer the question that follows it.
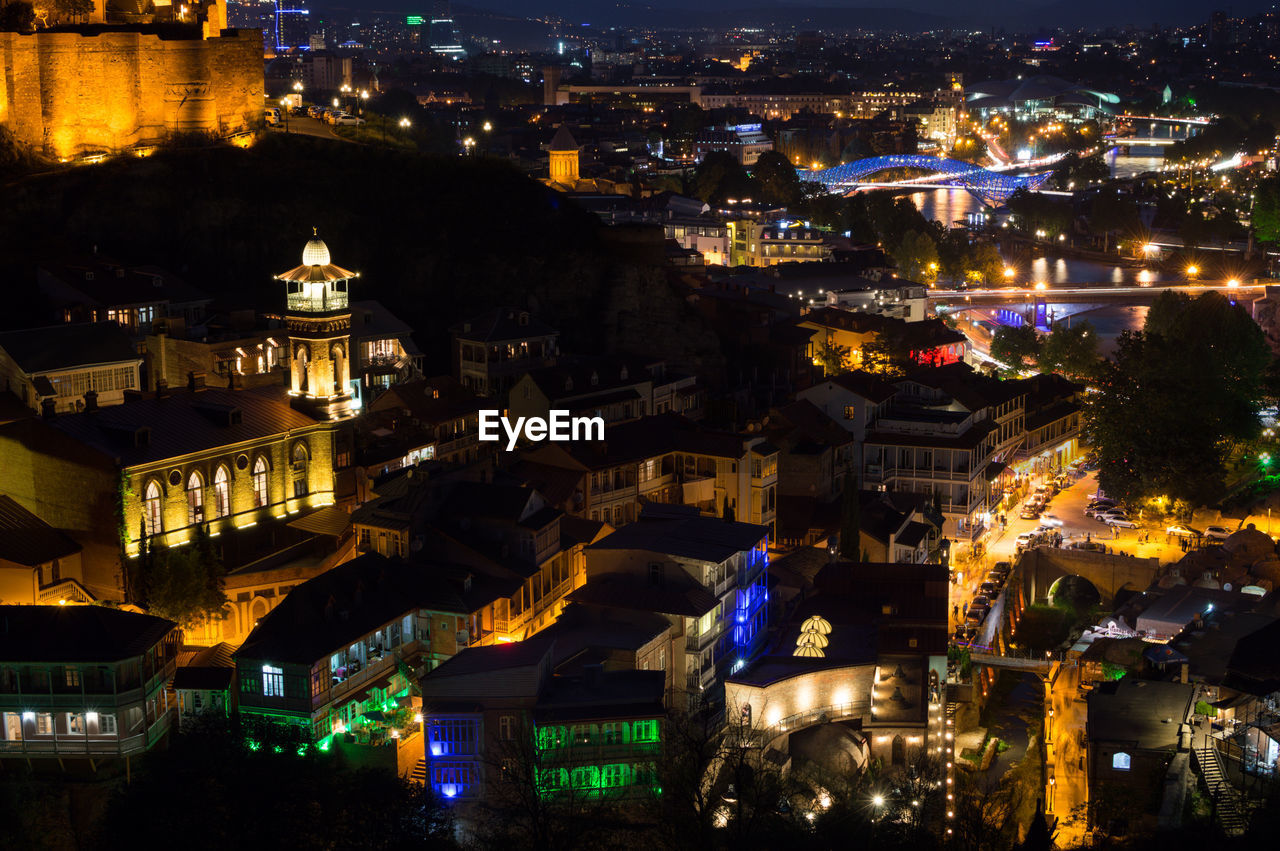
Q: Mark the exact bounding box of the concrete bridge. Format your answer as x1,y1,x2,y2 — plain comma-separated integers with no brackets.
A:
1018,546,1161,608
929,282,1265,311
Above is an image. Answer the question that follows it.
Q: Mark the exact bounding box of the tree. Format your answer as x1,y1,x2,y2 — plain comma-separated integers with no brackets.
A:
891,229,939,284
1090,191,1140,253
1085,291,1270,507
989,324,1040,372
0,1,35,31
1254,176,1280,247
53,0,92,21
815,337,851,376
95,720,456,850
751,150,802,207
722,495,735,523
963,241,1005,286
1038,320,1100,380
136,522,227,628
692,151,755,204
839,481,861,561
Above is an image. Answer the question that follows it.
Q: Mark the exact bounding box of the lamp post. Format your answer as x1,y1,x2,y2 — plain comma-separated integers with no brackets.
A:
1048,775,1056,812
279,97,290,133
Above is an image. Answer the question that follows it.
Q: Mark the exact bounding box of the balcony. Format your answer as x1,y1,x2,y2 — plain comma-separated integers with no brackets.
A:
681,476,715,505
0,708,173,758
312,641,420,711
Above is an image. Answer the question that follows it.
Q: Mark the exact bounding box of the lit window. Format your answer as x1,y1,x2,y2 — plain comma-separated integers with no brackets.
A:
68,713,86,734
1112,752,1131,771
187,471,204,525
143,481,163,537
263,665,285,698
213,466,230,518
35,713,53,735
252,457,269,508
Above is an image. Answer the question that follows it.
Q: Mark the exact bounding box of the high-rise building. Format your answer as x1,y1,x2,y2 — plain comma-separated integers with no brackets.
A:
428,0,464,56
274,0,310,51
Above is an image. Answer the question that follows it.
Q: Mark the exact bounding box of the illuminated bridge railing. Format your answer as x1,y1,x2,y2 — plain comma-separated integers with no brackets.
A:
747,700,873,744
800,155,1053,205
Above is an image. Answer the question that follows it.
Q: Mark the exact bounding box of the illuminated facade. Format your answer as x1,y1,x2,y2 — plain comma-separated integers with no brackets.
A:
421,642,664,805
0,26,262,160
234,554,463,752
727,221,830,268
275,234,358,421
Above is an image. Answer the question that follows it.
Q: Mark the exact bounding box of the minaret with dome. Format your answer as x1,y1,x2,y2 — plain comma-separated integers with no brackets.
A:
275,231,358,421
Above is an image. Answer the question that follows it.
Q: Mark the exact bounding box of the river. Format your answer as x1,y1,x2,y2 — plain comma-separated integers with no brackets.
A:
911,151,1164,349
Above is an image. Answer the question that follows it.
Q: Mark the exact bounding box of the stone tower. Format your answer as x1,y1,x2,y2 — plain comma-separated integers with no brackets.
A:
275,231,357,420
548,125,580,185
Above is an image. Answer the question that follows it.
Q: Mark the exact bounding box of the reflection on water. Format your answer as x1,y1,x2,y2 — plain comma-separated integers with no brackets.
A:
909,151,1168,286
1072,305,1149,356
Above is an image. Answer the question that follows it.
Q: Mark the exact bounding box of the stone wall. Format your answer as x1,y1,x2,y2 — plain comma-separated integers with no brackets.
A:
0,26,262,158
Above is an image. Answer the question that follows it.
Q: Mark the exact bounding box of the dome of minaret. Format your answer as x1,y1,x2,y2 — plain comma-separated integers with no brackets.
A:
302,231,331,266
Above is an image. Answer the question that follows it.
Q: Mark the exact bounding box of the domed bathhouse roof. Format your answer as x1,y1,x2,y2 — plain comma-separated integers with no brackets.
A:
302,236,331,267
275,231,359,285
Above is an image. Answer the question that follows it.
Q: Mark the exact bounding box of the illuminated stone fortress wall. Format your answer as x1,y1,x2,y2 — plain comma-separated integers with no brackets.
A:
0,24,262,159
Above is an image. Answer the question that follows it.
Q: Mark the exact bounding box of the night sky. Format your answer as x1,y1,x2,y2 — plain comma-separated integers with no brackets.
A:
439,0,1274,30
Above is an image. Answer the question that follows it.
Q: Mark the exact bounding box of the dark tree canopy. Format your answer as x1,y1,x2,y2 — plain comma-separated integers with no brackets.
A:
990,324,1040,373
1085,291,1269,506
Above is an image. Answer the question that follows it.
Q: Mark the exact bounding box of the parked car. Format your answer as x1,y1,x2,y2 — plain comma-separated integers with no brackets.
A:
1085,500,1116,517
1015,532,1038,552
333,113,366,125
264,107,280,126
965,611,985,627
1069,540,1107,552
971,595,990,609
953,625,975,642
1166,524,1202,538
1107,515,1138,528
308,105,326,118
991,561,1012,578
1096,508,1129,522
1020,504,1040,520
985,570,1006,586
979,581,998,597
291,105,309,116
1204,525,1232,542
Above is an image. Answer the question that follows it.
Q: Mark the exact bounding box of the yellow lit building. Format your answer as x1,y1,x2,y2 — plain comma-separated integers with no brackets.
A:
728,220,831,267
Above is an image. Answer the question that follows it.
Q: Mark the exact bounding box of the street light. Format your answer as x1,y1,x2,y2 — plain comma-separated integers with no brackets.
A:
1003,266,1016,280
1186,264,1199,279
399,117,412,128
279,97,290,133
1227,278,1240,287
483,120,493,132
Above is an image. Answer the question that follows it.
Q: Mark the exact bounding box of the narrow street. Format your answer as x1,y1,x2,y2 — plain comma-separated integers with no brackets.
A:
1047,663,1089,846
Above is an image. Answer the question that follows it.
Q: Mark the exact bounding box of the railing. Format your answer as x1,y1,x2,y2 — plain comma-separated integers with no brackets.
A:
37,578,95,605
748,700,873,743
0,708,173,757
312,641,419,710
287,292,348,313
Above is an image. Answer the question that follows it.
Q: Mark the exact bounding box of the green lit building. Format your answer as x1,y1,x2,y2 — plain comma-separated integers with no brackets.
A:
234,552,471,752
421,640,664,804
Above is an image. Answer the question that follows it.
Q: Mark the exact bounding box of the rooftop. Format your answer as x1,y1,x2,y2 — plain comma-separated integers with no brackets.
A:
1086,678,1193,750
0,605,175,663
0,322,140,375
589,506,768,563
0,495,82,567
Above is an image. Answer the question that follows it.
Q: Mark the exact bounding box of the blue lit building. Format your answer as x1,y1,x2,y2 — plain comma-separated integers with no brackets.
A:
420,641,665,807
578,504,771,718
274,0,310,51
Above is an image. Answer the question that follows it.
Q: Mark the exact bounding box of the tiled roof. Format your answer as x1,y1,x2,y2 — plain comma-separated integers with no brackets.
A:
450,307,557,342
235,554,466,665
0,322,140,375
0,605,175,663
589,508,768,563
0,495,81,567
48,385,322,467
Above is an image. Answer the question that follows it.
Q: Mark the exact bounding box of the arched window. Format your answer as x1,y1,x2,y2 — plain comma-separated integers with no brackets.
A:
252,456,269,508
213,466,230,519
292,443,309,499
891,734,905,766
187,472,204,525
143,481,163,537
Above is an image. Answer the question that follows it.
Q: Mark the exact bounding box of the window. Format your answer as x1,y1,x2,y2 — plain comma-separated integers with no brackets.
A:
187,472,204,525
143,481,162,537
1112,752,1131,771
213,466,230,518
262,665,285,698
427,718,479,757
64,667,80,687
35,713,52,735
292,443,309,498
252,457,269,507
499,715,516,741
601,764,627,788
97,713,117,735
67,713,85,734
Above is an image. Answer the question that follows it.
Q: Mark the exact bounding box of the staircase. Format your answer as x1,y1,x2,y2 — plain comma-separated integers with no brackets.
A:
1194,745,1248,836
408,757,428,786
